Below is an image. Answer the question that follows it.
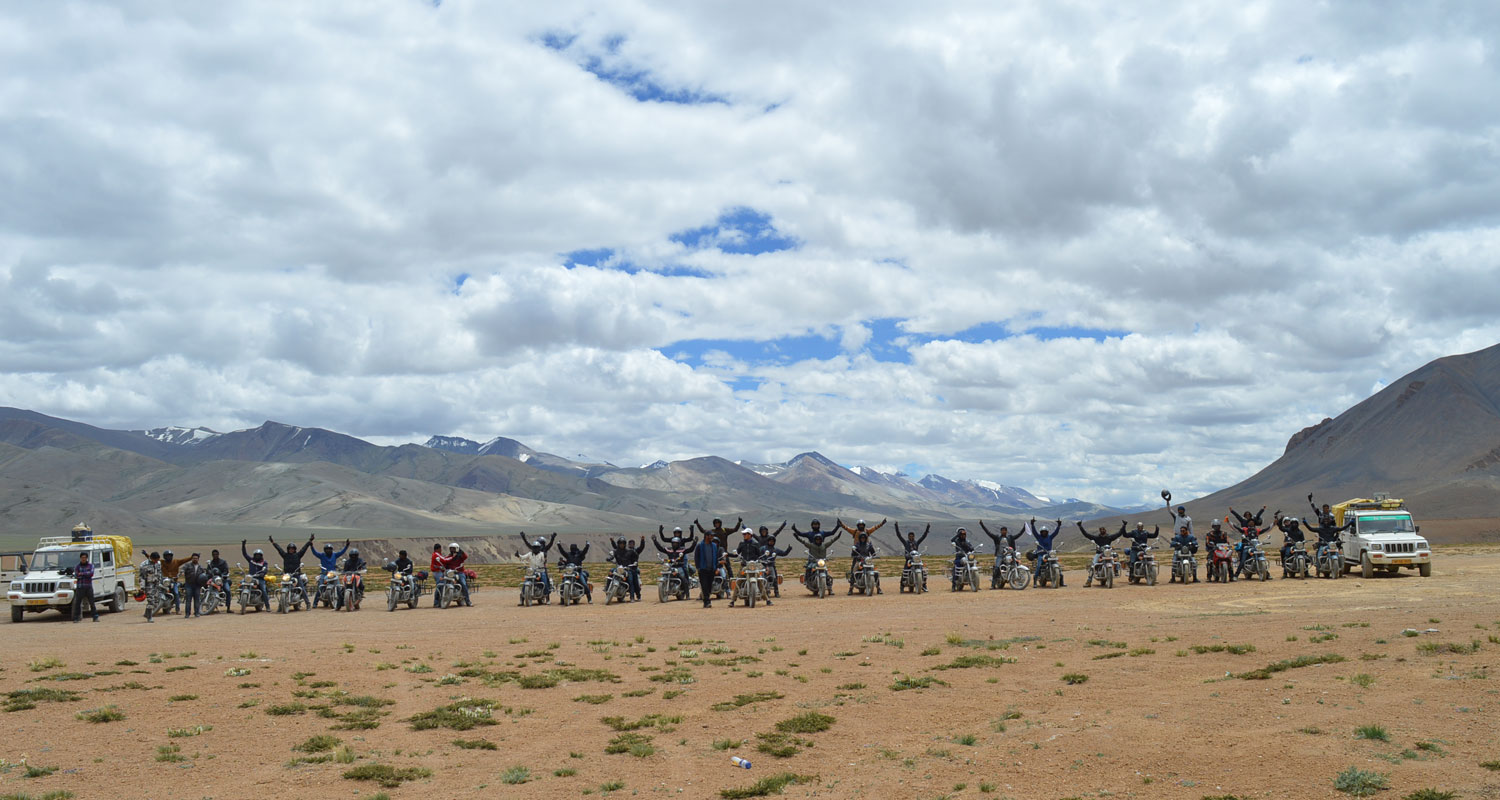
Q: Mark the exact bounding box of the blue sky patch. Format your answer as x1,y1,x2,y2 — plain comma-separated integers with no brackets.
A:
670,207,798,255
1024,325,1129,341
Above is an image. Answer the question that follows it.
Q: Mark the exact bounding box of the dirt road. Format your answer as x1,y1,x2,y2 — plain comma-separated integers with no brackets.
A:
3,553,1497,799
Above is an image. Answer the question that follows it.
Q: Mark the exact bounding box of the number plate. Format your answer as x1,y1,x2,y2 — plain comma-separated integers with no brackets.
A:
27,598,48,606
1391,559,1411,565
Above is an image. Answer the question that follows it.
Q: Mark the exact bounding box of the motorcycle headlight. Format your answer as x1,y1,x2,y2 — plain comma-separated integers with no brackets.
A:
816,559,825,567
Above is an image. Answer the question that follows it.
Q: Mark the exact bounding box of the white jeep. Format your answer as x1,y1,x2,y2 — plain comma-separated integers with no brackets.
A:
1334,496,1431,579
7,532,137,622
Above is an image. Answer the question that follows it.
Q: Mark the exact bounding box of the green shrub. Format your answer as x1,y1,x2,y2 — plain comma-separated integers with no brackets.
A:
74,705,125,723
1334,766,1389,796
774,712,834,734
1354,724,1390,742
499,766,530,785
719,772,818,798
342,764,432,788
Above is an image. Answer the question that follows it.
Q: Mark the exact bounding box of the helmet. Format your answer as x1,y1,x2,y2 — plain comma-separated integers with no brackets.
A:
1038,526,1049,534
671,536,682,544
672,526,683,533
323,543,333,551
856,519,866,526
1210,520,1222,528
531,539,545,549
956,528,967,535
253,549,263,556
163,550,174,558
448,542,459,550
350,548,359,556
810,519,821,527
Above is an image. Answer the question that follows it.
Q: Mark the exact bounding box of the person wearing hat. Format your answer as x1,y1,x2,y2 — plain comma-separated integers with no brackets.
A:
609,535,646,601
1204,520,1233,582
511,533,556,605
1164,490,1192,536
849,529,881,594
70,551,99,623
337,547,367,610
755,524,792,598
651,529,696,594
139,552,164,622
181,553,207,618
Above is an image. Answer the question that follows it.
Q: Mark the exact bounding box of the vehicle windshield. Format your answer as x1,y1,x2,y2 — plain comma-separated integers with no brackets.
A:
29,550,89,571
1358,515,1415,534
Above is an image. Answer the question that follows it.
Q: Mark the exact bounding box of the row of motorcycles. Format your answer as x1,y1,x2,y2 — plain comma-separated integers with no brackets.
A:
141,562,474,616
1080,538,1346,588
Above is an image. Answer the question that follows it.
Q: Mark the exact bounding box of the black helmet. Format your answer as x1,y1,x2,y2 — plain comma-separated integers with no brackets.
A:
323,543,333,551
163,550,174,558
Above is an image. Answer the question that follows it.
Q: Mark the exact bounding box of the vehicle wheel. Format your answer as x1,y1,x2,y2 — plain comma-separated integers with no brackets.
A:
1148,564,1158,586
10,606,23,623
1103,569,1113,589
388,588,398,612
111,584,127,612
1419,562,1431,577
1360,553,1374,579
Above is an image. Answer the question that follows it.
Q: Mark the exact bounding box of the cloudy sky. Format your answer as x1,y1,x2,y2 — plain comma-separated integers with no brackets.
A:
3,1,1498,506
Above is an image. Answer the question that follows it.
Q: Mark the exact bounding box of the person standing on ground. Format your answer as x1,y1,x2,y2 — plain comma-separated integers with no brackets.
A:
181,553,207,618
70,551,98,623
208,549,231,609
694,531,723,609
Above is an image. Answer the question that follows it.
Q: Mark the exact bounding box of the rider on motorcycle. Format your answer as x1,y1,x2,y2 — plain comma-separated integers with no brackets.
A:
1274,513,1307,564
849,531,880,594
1309,494,1336,526
1025,518,1064,586
791,522,841,585
1120,521,1160,569
1205,520,1233,581
950,527,977,581
1078,522,1125,581
693,517,743,552
513,535,556,603
895,522,929,557
1228,512,1275,578
755,525,792,597
1306,514,1354,558
239,541,271,606
559,543,593,604
208,549,231,610
314,538,351,603
732,529,773,606
979,520,1026,560
1169,524,1199,555
337,548,367,609
267,535,314,610
651,532,696,589
608,536,646,601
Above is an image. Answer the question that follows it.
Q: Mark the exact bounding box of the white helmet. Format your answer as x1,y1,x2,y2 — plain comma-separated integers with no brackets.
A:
448,542,459,550
740,528,754,536
856,519,866,525
672,526,683,533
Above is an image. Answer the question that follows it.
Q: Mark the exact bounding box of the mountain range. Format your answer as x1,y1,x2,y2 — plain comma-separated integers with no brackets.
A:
3,343,1496,548
0,407,1122,547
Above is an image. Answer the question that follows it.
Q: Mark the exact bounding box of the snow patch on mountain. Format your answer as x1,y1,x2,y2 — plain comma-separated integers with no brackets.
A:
136,425,223,445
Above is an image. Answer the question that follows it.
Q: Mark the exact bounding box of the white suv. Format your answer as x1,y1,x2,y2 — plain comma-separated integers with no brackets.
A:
8,534,137,622
1333,497,1431,578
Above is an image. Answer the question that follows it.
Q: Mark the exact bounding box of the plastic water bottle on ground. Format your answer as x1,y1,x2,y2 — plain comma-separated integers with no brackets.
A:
730,756,751,769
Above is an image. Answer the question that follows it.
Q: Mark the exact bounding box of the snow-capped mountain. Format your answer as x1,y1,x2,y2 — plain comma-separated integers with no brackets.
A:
134,425,223,445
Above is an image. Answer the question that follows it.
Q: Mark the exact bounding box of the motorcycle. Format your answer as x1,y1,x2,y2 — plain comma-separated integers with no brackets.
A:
1127,546,1159,586
802,557,833,598
144,579,175,617
1208,542,1234,583
1084,546,1117,589
656,557,694,603
1033,550,1063,588
234,567,270,614
274,568,309,613
1315,539,1343,579
729,558,770,608
603,563,632,604
199,569,227,614
710,561,732,599
849,556,880,596
951,551,981,592
900,552,927,594
1238,539,1271,582
383,564,424,611
1281,542,1310,579
313,569,339,609
991,546,1031,590
519,567,550,607
1170,545,1198,584
430,568,467,608
557,563,587,606
337,569,366,611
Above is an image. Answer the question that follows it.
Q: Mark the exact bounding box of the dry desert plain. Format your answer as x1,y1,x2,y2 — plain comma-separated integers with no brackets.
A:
2,550,1499,800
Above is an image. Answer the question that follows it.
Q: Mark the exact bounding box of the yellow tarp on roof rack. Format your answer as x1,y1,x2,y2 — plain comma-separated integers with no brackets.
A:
96,535,133,568
1332,498,1406,527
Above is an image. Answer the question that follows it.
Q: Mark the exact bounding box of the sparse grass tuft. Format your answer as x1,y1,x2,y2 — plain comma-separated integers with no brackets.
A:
890,675,946,691
342,764,432,788
931,654,1016,670
74,705,125,723
264,702,307,716
1237,653,1346,680
719,773,818,799
953,733,977,746
1334,766,1389,796
1061,673,1089,685
28,656,65,672
293,735,341,753
1354,724,1390,742
499,766,531,785
1403,790,1457,800
711,691,783,711
407,699,498,731
452,738,497,750
574,694,613,705
603,732,655,757
774,712,833,734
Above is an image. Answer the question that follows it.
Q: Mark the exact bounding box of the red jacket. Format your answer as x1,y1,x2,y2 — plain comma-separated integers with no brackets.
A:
446,550,468,570
431,551,448,571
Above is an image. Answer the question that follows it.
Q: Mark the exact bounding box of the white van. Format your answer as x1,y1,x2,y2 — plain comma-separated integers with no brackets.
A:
7,527,137,622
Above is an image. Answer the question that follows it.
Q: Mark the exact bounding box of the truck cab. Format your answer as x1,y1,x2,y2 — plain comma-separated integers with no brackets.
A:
7,526,137,622
1333,496,1431,578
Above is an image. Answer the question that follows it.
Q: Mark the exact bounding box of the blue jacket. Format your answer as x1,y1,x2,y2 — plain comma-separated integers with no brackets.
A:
694,539,723,573
315,543,349,571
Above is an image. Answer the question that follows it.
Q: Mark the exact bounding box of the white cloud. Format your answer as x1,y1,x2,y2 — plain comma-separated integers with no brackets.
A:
2,1,1498,507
